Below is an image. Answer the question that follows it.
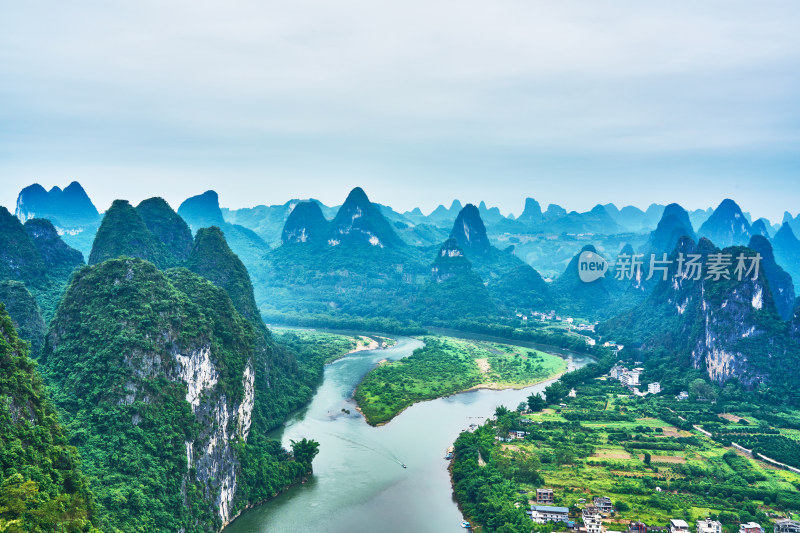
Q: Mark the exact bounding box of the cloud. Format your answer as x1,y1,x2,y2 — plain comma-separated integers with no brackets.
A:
1,1,799,220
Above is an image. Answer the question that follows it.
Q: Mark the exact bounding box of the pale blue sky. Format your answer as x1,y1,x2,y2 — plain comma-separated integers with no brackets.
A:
2,1,799,222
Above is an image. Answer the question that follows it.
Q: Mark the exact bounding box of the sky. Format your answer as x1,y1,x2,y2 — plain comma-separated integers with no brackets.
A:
1,1,799,222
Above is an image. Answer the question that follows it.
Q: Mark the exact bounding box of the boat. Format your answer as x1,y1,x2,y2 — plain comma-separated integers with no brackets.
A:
401,463,406,469
461,521,471,528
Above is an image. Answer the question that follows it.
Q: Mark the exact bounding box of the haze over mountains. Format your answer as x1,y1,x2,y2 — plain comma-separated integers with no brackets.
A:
2,179,800,531
3,182,800,386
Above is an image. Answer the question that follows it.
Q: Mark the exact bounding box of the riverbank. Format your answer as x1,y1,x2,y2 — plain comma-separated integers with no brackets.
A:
354,336,567,426
221,333,593,533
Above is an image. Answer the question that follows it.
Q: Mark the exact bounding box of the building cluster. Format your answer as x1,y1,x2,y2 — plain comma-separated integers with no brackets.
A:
524,489,790,533
603,341,624,353
775,519,800,533
610,364,640,387
608,364,661,396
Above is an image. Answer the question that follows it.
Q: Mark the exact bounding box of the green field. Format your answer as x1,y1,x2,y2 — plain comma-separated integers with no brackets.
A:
271,327,394,363
354,336,567,425
451,376,800,533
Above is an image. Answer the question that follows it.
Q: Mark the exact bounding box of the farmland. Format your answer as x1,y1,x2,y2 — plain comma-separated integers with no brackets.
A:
451,376,800,533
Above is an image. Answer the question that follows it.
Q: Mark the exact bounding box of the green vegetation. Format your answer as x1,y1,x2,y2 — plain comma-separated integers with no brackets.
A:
88,200,174,268
451,371,800,533
1,208,84,323
0,281,46,357
42,259,312,532
452,424,534,533
354,336,566,425
0,303,99,533
272,327,389,364
600,240,800,407
135,197,194,263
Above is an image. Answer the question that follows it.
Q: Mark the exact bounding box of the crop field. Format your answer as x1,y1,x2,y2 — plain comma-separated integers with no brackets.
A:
492,380,800,529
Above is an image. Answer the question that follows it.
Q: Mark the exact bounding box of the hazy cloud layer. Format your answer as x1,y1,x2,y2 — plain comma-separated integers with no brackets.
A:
2,1,799,219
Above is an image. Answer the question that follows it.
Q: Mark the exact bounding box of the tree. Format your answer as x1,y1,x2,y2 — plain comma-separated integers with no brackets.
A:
495,405,511,417
514,452,542,484
644,453,651,465
689,378,715,401
290,438,320,470
527,393,546,411
517,402,528,412
545,383,568,405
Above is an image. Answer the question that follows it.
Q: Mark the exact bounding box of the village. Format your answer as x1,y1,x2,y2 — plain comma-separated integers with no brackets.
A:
525,487,799,533
459,358,800,533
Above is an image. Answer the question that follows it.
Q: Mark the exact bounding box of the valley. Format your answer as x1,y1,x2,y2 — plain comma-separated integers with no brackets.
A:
2,181,800,533
221,333,592,533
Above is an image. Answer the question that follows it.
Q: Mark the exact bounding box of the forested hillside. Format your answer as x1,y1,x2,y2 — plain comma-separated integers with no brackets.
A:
0,304,99,533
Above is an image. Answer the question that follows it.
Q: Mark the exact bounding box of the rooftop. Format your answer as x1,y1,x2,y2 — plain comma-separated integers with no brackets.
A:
531,505,570,513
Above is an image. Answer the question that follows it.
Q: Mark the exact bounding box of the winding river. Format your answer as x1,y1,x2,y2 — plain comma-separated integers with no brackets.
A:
224,335,592,533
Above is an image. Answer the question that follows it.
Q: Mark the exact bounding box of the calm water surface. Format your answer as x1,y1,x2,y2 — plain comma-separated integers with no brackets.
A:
224,335,592,533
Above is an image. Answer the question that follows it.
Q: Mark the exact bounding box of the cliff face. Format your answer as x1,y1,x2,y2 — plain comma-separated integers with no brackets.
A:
689,262,773,386
431,238,471,282
747,235,795,321
602,237,795,389
44,259,256,531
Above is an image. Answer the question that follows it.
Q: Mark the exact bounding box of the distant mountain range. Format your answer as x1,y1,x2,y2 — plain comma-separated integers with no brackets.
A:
2,179,800,532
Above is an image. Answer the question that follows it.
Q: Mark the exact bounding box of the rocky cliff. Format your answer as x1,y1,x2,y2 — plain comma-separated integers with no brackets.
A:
602,237,796,388
43,259,258,531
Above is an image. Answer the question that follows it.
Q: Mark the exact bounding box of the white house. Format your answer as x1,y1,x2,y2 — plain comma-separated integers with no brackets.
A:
670,520,690,533
583,507,604,533
529,505,569,524
648,382,661,394
621,370,641,387
697,519,722,533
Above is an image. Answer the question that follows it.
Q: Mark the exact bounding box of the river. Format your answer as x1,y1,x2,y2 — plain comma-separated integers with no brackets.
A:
224,335,592,533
